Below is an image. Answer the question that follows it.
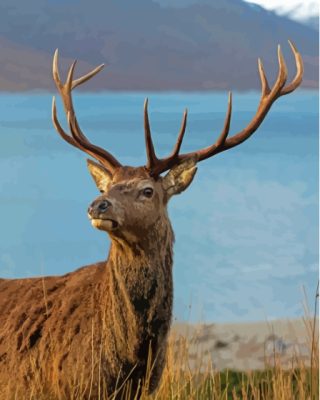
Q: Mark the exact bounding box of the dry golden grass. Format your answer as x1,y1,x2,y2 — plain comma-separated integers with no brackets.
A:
3,286,319,400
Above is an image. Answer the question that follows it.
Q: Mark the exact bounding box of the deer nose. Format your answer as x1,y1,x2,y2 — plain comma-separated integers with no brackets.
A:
88,199,112,216
97,200,111,212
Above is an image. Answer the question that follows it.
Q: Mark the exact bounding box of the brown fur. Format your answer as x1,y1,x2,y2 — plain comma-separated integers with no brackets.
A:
0,161,197,399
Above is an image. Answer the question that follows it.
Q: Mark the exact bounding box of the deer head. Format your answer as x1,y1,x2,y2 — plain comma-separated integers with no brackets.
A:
84,156,197,240
52,42,303,243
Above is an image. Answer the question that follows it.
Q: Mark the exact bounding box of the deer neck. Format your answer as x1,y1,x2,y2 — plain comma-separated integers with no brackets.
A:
103,217,173,328
107,217,174,292
99,217,174,366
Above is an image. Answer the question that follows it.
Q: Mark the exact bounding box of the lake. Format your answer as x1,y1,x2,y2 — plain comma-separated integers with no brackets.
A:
0,90,318,322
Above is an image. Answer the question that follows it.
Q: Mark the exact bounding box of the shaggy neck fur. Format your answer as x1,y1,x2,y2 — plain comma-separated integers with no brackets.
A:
99,214,175,390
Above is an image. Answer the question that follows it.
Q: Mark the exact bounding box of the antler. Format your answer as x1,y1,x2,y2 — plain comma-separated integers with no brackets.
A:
52,42,303,178
52,50,122,172
144,41,303,177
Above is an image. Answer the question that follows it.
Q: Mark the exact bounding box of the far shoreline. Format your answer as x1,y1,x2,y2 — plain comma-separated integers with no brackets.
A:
171,317,318,370
0,87,318,95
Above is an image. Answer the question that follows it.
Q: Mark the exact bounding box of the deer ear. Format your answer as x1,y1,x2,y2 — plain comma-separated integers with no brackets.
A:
87,159,113,191
162,156,198,199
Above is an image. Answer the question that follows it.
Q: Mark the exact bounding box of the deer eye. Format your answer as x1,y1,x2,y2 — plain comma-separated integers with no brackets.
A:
142,187,154,198
100,189,105,194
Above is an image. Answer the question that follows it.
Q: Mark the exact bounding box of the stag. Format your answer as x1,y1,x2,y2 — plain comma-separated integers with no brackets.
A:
0,42,303,399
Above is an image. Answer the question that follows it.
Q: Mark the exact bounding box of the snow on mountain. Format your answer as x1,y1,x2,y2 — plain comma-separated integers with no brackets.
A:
244,0,318,28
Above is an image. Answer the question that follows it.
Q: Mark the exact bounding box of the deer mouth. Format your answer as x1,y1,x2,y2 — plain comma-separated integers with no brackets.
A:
90,218,119,231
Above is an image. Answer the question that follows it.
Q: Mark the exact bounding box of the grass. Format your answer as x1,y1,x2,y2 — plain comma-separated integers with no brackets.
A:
149,324,319,400
3,287,319,400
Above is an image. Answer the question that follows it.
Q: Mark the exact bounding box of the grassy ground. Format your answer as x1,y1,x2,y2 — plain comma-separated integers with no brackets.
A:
149,337,318,400
5,317,318,400
3,289,319,399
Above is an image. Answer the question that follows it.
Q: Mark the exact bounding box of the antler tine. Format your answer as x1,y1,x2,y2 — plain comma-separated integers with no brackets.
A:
66,60,77,91
215,92,232,149
52,49,122,171
72,64,105,90
170,109,188,158
52,49,63,90
280,40,304,95
144,98,158,170
268,45,288,99
258,58,271,97
65,60,92,145
181,91,232,163
176,92,232,164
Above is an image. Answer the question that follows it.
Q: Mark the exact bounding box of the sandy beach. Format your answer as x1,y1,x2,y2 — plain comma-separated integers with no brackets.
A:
171,318,317,371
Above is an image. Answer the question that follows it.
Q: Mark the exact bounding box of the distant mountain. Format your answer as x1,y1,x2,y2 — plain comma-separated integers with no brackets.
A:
0,0,317,91
0,36,97,91
154,0,319,29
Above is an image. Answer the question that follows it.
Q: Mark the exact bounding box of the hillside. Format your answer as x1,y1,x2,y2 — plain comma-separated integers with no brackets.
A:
0,0,317,91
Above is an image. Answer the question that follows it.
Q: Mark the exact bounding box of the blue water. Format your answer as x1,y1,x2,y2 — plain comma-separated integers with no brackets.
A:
0,90,318,323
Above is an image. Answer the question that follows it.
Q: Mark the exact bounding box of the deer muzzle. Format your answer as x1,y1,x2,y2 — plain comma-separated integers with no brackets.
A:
87,199,118,231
